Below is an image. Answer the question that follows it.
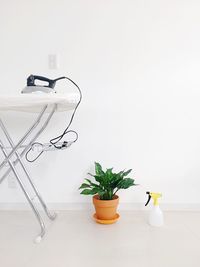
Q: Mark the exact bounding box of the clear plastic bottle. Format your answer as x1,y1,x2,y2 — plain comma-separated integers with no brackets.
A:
145,192,164,227
149,205,163,227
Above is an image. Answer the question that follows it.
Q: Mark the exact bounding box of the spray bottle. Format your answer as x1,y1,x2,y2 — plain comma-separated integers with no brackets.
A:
145,191,164,227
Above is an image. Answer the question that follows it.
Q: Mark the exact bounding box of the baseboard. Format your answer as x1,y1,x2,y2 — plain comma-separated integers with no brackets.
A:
0,202,200,211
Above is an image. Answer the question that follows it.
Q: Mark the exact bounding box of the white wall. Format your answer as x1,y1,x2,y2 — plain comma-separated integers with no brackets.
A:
0,0,200,207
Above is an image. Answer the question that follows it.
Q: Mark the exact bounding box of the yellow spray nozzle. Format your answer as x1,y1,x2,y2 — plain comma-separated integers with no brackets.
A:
145,192,162,206
150,192,162,206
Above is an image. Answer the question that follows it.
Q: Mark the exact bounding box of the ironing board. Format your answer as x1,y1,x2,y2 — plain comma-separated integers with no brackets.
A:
0,93,79,242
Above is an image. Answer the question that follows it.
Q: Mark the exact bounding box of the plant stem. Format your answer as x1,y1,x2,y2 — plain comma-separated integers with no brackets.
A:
113,189,119,195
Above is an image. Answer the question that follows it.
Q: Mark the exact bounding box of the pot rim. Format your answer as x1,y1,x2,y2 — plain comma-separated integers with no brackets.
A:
93,194,119,201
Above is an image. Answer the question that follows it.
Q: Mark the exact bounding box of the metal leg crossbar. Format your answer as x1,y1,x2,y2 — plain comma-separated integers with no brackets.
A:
0,104,57,242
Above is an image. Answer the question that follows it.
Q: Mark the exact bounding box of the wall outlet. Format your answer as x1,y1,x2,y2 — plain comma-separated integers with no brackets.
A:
7,175,16,188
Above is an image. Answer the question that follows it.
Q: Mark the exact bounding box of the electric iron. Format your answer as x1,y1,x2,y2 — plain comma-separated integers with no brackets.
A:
21,75,66,94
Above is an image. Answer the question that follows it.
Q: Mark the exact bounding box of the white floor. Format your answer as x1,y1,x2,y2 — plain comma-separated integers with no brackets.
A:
0,210,200,267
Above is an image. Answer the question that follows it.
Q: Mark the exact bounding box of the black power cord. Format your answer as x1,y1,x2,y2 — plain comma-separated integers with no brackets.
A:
25,76,82,162
49,77,82,149
25,142,44,163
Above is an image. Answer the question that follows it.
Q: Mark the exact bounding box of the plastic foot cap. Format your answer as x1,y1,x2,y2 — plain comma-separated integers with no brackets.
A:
34,236,42,243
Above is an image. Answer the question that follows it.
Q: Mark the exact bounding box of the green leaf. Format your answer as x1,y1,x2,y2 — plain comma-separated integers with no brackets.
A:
117,178,135,189
91,188,101,194
79,183,90,189
106,168,114,181
94,176,101,183
106,168,113,175
88,173,102,183
80,189,94,195
80,188,99,195
88,175,102,183
117,171,124,178
85,179,99,187
110,179,122,189
95,162,105,176
122,169,132,177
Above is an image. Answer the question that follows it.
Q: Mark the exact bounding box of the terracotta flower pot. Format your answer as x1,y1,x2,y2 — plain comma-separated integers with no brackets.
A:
93,194,119,220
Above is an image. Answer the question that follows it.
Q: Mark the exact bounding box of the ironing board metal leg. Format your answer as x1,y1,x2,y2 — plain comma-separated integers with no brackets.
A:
0,119,56,220
18,159,56,221
0,104,58,241
20,104,57,157
0,105,48,172
0,105,56,184
0,142,46,241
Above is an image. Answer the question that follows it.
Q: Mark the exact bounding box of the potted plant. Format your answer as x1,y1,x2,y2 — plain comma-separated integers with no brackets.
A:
79,162,137,223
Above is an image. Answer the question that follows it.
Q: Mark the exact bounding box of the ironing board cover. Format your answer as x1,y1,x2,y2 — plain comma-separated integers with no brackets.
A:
0,94,79,113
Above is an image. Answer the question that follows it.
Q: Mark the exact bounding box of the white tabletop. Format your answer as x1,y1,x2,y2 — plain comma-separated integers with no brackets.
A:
0,93,79,113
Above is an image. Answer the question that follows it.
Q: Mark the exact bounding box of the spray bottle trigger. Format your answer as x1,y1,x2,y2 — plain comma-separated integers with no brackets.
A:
145,191,151,206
